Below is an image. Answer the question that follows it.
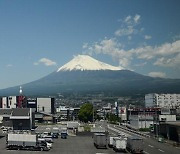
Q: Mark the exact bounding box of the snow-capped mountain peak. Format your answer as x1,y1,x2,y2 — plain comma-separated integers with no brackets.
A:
57,55,123,72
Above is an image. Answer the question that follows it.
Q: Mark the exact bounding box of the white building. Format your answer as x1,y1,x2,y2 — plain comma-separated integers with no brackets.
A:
145,93,180,108
129,113,154,129
2,97,7,108
1,96,17,109
8,96,17,108
37,98,55,114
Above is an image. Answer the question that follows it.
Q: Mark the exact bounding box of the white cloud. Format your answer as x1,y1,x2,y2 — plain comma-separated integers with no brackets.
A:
82,43,88,49
154,53,180,67
173,34,180,41
131,40,180,60
84,38,132,68
115,26,135,37
124,14,140,25
115,14,141,37
134,62,147,67
34,58,56,66
144,35,152,40
83,14,180,70
134,14,141,24
148,72,166,78
124,15,132,24
6,64,13,67
83,38,180,69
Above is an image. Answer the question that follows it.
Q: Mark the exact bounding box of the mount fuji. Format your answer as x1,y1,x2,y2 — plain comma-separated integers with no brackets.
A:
1,55,180,97
57,55,123,71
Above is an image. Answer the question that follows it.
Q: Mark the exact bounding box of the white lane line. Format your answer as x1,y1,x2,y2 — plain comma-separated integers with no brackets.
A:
158,149,165,152
110,131,116,135
148,144,154,148
144,151,150,154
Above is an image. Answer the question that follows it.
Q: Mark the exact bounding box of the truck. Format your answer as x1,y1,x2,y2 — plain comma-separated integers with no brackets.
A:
67,122,79,129
113,137,127,152
127,136,143,153
6,133,49,151
108,136,116,148
93,133,107,149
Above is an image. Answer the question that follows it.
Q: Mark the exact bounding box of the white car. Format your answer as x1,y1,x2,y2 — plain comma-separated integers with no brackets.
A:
43,136,53,143
46,142,52,149
38,138,52,148
2,128,8,134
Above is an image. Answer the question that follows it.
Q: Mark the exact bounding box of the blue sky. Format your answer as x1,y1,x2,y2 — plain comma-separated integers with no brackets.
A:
0,0,180,89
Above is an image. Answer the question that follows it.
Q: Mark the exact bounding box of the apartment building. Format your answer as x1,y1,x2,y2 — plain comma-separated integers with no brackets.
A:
145,93,180,108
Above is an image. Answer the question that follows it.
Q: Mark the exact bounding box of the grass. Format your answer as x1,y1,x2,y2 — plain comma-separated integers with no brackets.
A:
83,124,92,132
139,128,150,132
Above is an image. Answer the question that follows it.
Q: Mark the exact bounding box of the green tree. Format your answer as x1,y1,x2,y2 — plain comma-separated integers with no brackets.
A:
106,113,121,124
78,103,93,123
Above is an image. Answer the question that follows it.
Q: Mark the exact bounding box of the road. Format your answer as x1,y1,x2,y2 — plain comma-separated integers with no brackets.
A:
1,123,179,154
108,124,180,154
0,124,116,154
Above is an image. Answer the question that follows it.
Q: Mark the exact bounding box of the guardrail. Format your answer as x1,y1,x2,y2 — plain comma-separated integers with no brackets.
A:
114,124,150,138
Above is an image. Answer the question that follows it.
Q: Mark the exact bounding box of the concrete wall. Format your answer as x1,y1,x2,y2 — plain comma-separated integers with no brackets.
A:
129,114,154,129
159,115,176,122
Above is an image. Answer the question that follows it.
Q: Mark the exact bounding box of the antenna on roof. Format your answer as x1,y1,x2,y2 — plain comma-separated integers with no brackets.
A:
19,86,23,95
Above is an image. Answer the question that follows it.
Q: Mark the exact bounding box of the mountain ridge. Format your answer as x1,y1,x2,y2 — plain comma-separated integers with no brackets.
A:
0,55,180,97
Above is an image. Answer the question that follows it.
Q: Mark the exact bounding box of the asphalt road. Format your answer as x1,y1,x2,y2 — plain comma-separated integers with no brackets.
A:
0,125,118,154
1,124,179,154
108,124,180,154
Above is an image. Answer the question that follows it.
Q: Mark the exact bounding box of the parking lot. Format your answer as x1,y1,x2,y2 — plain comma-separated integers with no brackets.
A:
0,125,119,154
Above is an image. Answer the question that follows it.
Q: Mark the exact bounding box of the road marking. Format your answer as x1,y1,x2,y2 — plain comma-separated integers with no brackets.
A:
110,131,116,135
144,151,150,154
158,149,165,152
148,144,154,148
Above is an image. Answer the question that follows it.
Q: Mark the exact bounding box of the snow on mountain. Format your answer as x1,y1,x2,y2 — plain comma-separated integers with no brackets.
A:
57,55,124,72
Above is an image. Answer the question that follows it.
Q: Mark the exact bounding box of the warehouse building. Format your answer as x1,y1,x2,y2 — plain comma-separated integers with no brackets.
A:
0,108,35,130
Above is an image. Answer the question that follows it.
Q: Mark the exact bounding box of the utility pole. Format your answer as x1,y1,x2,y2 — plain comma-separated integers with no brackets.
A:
93,105,94,123
155,107,159,138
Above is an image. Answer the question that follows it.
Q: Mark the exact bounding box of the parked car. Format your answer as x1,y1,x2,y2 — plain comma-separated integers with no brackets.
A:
38,138,52,149
42,135,53,143
2,128,8,134
52,133,58,138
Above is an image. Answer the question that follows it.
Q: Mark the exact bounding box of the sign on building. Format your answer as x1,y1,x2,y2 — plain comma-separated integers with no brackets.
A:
161,108,170,115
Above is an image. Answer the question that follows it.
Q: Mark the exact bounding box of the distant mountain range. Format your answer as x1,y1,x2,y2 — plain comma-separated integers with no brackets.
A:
1,55,180,97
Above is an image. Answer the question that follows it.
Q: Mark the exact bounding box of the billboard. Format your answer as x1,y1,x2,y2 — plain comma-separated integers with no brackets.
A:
161,108,170,115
